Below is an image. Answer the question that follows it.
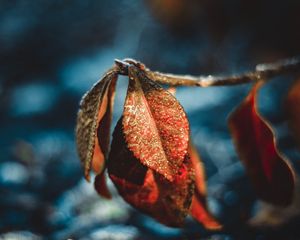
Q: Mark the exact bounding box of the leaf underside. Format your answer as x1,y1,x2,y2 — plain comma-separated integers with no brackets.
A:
229,82,295,206
108,118,194,227
76,69,118,182
122,66,189,181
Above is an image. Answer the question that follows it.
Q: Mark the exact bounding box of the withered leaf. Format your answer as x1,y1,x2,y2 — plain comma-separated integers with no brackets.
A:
229,82,295,206
122,66,189,181
286,78,300,150
108,118,194,227
76,69,118,182
189,144,222,230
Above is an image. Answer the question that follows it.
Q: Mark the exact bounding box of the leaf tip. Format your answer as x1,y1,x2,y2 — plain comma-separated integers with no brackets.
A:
94,172,112,199
84,171,91,182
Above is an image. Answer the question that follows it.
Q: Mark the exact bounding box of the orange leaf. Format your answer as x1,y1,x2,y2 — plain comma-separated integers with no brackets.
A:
76,69,118,182
286,78,300,150
108,118,194,227
189,144,222,230
229,82,295,206
122,66,189,181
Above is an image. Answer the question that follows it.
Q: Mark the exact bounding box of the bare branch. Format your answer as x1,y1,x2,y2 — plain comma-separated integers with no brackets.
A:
144,56,300,87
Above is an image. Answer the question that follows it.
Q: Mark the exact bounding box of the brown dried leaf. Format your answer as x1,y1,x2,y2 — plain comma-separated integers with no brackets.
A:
76,69,118,181
286,78,300,150
229,82,295,206
189,144,222,230
108,118,194,227
122,66,189,181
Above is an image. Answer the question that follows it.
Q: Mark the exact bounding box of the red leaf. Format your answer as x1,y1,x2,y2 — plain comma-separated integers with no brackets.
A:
122,66,189,181
94,171,112,199
189,144,222,230
228,82,295,206
286,78,300,150
108,118,194,227
76,69,117,182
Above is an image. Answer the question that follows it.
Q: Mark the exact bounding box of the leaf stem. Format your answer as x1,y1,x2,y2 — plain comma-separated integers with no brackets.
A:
144,56,300,87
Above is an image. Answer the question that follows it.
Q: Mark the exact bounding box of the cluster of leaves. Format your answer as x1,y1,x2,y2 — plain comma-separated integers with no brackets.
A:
76,58,299,230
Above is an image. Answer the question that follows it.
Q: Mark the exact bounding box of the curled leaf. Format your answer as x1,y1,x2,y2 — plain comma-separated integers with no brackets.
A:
189,144,222,230
122,66,189,181
286,78,300,150
76,69,118,181
108,118,194,227
229,82,295,206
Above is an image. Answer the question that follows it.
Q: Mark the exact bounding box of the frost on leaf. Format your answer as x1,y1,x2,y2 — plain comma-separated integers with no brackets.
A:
189,144,222,230
229,82,295,206
108,118,194,227
286,78,300,150
122,66,189,181
76,69,117,182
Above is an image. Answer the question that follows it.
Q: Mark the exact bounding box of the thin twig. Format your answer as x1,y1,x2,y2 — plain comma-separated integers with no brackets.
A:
144,56,300,87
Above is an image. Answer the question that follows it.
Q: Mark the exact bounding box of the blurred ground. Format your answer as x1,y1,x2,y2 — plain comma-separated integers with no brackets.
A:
1,1,300,239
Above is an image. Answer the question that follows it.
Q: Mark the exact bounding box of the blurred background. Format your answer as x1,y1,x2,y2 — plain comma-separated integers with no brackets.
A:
1,1,300,239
